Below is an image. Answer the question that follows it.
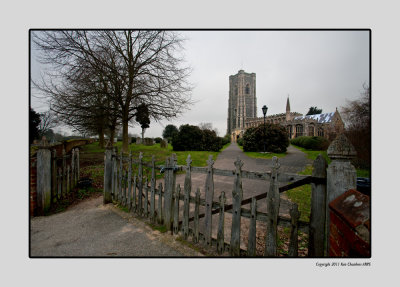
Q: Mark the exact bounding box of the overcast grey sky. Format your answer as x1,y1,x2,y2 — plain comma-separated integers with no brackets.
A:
31,30,369,137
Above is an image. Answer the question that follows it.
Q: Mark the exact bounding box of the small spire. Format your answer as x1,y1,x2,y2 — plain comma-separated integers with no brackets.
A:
286,95,291,112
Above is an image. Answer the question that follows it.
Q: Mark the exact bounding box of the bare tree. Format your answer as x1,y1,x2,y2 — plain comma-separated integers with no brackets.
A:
341,83,370,169
32,30,193,153
38,110,58,137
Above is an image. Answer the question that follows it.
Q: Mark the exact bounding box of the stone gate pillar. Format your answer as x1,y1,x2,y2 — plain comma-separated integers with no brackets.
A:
326,133,357,252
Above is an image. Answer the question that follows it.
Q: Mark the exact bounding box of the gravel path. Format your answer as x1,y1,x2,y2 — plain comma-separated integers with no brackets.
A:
30,194,203,257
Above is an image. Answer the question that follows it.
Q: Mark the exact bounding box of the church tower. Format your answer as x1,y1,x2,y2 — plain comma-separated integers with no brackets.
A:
227,70,256,139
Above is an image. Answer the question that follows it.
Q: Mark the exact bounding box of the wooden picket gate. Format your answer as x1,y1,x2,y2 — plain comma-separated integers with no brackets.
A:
104,148,328,257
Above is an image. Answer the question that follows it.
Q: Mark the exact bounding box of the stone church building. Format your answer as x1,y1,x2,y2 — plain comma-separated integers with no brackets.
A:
227,70,344,142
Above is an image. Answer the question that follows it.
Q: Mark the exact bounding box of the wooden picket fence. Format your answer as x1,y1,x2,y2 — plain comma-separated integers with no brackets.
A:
104,148,328,257
51,148,80,202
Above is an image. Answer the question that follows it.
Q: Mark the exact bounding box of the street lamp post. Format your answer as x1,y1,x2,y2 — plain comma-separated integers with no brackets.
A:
262,105,268,153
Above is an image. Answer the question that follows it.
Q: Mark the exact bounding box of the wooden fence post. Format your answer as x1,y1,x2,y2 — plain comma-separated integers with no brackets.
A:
71,148,75,188
326,133,357,253
164,154,176,231
288,203,300,257
127,151,132,209
144,179,149,216
204,155,215,246
37,148,52,215
62,148,66,198
150,156,156,221
111,149,118,200
193,188,200,244
173,184,181,234
104,148,113,204
119,151,123,202
76,148,79,182
67,166,70,193
132,174,137,212
247,197,257,257
230,157,243,256
51,149,57,203
138,152,143,215
183,155,192,239
57,168,62,199
157,182,163,224
217,191,226,255
264,156,281,257
308,154,327,257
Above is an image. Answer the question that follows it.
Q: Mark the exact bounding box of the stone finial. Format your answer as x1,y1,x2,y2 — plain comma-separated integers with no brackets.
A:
327,133,357,160
271,156,281,170
206,155,214,170
40,136,48,147
186,154,192,167
234,156,244,171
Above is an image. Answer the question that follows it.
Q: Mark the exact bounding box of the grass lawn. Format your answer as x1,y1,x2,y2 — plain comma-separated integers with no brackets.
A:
286,145,371,222
80,141,231,187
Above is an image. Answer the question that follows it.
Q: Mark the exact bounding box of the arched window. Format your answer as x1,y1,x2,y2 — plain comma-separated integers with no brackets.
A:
308,125,315,136
245,84,250,94
318,128,324,137
295,125,303,137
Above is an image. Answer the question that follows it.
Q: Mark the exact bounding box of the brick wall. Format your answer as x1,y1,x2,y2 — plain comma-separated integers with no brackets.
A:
30,157,37,217
329,189,370,257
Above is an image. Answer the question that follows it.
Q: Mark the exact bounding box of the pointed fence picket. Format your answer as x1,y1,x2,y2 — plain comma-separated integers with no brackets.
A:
105,148,328,257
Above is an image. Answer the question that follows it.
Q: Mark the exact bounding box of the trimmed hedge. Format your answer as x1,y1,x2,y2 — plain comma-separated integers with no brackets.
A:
172,124,223,152
242,123,289,153
290,136,329,150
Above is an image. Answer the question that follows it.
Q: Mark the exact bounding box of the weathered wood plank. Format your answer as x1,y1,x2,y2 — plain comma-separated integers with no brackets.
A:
173,184,181,234
157,182,163,224
182,155,192,239
138,152,143,215
127,152,132,209
308,154,327,257
204,155,215,246
230,157,244,256
62,148,66,198
132,174,137,212
150,156,156,222
144,179,149,217
51,150,57,202
264,156,281,257
247,197,257,257
288,203,300,257
217,191,226,254
118,151,123,202
193,188,200,244
37,148,52,214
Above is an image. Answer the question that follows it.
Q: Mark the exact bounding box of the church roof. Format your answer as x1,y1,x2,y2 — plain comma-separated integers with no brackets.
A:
293,112,335,123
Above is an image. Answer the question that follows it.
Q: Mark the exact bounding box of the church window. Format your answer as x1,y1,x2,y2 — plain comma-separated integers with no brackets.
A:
308,125,315,136
295,125,303,137
318,128,324,137
245,84,250,94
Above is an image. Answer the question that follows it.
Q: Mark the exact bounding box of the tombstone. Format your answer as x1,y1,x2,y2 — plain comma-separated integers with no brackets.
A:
143,138,154,146
136,137,142,145
160,139,168,148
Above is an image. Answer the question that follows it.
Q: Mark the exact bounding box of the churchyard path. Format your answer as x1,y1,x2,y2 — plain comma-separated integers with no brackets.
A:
30,194,203,257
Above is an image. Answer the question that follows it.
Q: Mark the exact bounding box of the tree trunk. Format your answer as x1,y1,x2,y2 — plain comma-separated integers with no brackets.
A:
141,128,145,141
98,127,105,149
122,114,129,153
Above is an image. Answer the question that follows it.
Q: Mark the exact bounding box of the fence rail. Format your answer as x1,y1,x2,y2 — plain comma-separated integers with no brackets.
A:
104,148,328,257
